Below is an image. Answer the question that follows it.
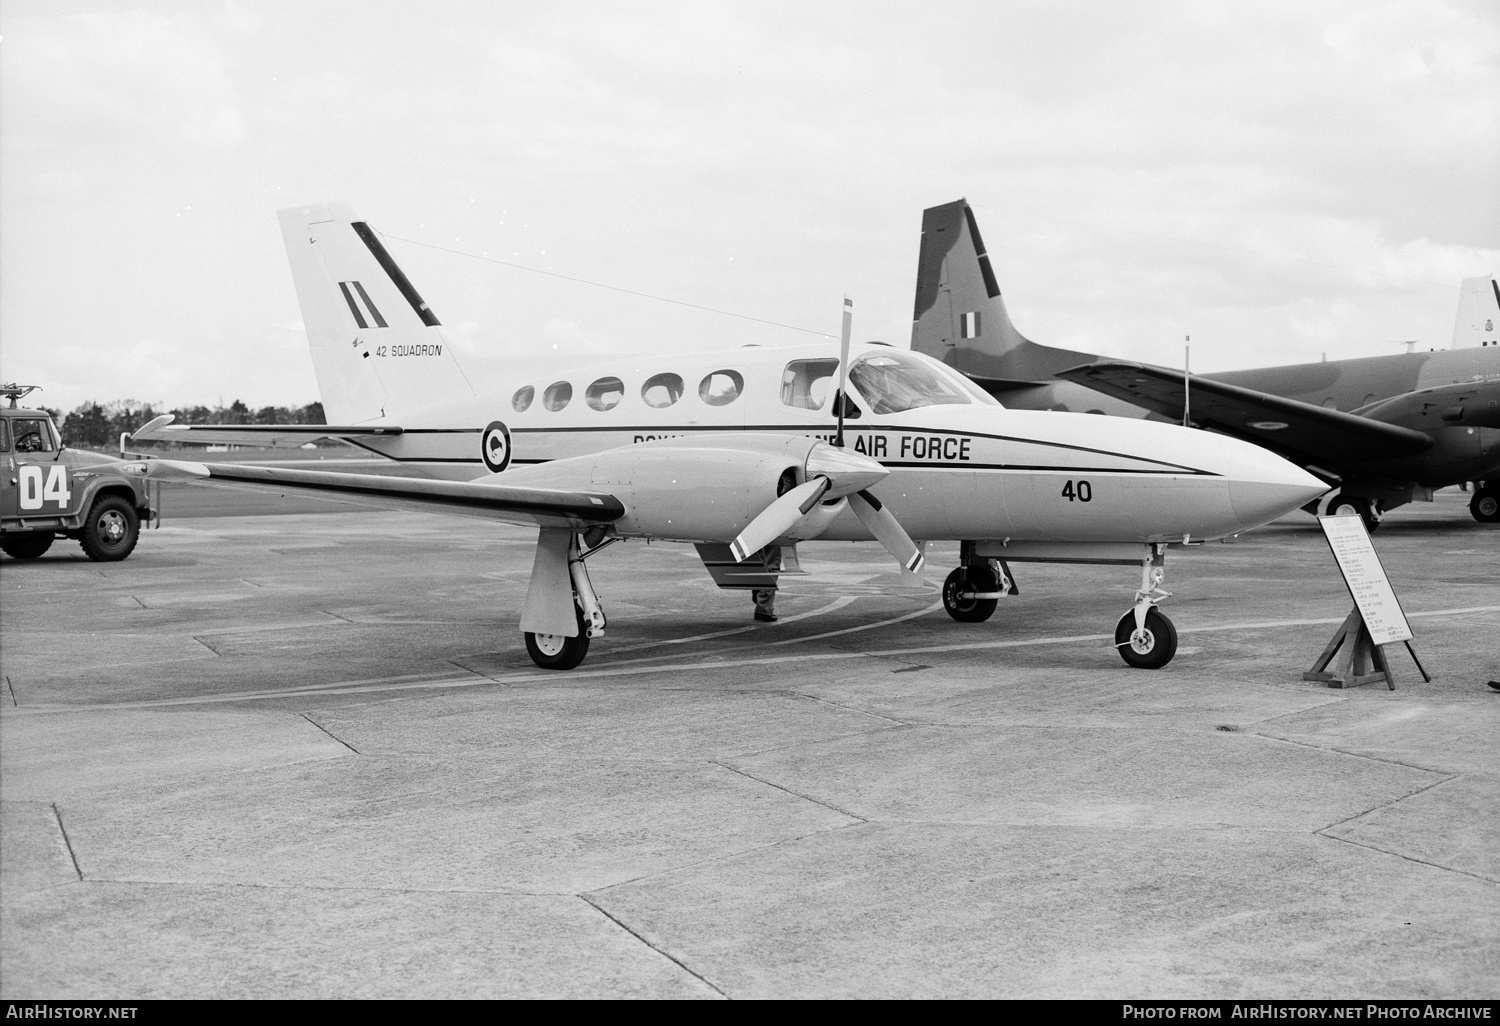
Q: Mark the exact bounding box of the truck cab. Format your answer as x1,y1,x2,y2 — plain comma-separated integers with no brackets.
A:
0,386,154,561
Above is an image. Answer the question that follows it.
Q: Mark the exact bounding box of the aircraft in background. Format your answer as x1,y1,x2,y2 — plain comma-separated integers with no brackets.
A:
139,202,1324,671
909,199,1500,529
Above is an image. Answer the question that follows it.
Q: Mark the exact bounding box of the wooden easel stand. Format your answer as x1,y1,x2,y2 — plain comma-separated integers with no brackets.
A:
1303,609,1429,690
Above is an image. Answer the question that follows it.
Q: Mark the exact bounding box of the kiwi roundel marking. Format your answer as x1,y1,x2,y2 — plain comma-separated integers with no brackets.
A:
481,421,512,473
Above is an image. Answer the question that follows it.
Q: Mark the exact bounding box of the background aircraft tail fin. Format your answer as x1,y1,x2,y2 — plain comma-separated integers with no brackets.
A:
910,199,1096,386
1451,274,1500,349
279,202,476,423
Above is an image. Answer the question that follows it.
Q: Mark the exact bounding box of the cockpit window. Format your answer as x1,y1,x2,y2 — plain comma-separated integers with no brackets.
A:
699,370,743,407
780,359,838,410
847,351,972,414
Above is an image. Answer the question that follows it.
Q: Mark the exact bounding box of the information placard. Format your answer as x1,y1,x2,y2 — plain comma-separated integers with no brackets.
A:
1318,514,1413,645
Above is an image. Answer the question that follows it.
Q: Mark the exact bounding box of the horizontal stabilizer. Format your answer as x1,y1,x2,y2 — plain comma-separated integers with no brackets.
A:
132,415,402,449
1056,361,1433,463
156,461,623,529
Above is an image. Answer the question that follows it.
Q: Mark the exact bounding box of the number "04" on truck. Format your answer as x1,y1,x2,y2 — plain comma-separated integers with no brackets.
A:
18,465,71,510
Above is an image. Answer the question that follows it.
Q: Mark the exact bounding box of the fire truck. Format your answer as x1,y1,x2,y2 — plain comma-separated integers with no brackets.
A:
0,385,155,561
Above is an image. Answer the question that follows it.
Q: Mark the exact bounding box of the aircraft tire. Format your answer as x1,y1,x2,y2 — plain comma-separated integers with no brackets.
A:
524,606,590,670
79,495,139,562
1327,492,1380,533
1114,609,1177,669
0,533,54,559
1470,486,1500,523
942,566,999,623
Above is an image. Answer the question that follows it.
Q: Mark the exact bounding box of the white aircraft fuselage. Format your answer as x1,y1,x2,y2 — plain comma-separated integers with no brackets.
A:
133,201,1328,671
323,341,1324,548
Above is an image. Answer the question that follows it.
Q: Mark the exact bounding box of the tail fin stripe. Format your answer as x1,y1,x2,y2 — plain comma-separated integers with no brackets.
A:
351,281,389,328
338,281,370,329
351,221,442,327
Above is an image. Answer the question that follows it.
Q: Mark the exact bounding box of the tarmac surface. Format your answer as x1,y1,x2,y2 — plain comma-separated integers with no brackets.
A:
1,481,1497,999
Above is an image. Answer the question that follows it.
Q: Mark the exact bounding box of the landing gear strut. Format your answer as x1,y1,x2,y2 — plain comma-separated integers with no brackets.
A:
1115,544,1177,669
522,531,613,670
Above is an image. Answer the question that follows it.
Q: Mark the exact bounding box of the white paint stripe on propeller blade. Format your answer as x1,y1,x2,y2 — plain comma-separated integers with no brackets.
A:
730,478,828,562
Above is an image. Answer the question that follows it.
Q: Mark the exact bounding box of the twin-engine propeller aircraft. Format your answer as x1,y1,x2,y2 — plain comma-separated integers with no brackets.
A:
910,198,1500,529
137,202,1326,671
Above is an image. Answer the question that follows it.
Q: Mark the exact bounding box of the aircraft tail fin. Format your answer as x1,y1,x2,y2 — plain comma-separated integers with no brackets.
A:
910,199,1097,386
279,202,476,424
1451,274,1500,349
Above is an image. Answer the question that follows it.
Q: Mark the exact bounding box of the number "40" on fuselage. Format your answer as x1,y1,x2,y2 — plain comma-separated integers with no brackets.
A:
1061,480,1093,502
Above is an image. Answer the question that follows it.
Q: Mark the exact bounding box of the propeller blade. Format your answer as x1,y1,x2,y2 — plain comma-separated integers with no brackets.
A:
848,489,925,573
730,478,829,562
836,296,853,448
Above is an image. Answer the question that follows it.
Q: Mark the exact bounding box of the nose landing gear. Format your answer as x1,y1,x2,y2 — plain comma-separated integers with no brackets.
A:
1114,544,1177,668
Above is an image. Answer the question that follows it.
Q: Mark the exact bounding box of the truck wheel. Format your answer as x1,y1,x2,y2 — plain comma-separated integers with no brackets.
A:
79,495,139,562
1,533,54,559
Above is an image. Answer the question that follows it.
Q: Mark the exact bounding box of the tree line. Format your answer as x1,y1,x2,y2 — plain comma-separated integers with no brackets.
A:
55,400,325,448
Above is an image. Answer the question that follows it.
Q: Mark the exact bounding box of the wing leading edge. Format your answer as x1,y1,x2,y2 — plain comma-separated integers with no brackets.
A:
177,462,624,529
1056,361,1433,463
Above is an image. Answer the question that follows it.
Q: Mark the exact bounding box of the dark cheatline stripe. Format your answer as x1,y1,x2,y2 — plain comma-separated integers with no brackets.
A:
338,282,369,329
352,281,388,328
351,221,441,327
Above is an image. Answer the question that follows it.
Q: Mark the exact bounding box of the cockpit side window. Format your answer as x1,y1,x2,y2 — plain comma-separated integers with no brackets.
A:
847,351,972,415
780,359,839,410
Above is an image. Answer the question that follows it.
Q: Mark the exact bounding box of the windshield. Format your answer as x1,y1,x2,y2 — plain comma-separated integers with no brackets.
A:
847,350,972,414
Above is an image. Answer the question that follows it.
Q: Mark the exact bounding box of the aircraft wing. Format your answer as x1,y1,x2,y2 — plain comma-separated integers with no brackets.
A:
1056,361,1433,464
169,461,625,529
131,416,401,449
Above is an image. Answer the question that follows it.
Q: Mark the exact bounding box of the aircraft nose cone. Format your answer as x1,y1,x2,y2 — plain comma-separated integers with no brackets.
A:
1226,449,1329,529
805,442,888,497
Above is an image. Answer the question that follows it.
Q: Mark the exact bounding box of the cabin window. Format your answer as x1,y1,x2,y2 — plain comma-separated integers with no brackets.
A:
641,372,684,409
699,370,744,407
586,376,625,412
512,386,535,413
0,419,10,452
11,418,55,453
780,359,839,410
847,351,971,415
543,381,573,412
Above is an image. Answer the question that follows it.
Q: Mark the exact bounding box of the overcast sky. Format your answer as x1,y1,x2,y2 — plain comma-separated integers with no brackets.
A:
2,0,1497,415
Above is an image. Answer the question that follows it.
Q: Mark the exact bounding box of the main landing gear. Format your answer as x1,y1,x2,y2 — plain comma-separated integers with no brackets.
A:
1471,482,1499,524
522,530,614,671
941,542,1179,670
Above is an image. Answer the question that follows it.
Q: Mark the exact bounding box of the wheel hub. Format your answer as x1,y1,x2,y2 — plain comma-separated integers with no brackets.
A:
99,512,126,543
1129,627,1156,654
532,633,566,657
